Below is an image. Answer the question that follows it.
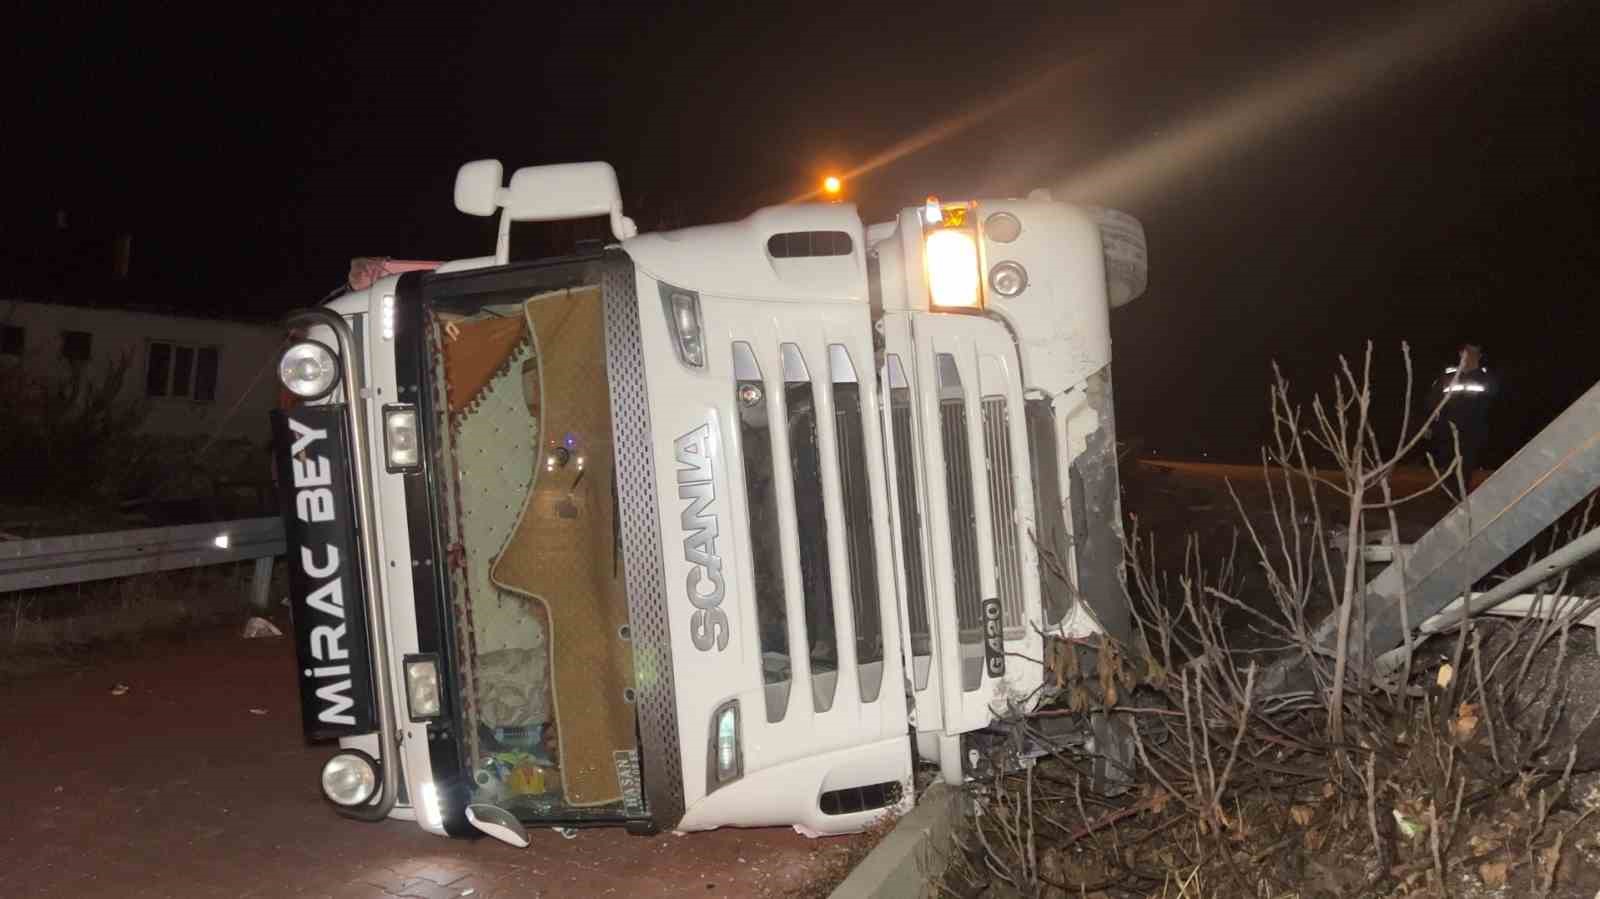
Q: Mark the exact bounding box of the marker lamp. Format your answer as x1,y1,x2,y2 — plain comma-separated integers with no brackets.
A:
661,285,707,369
707,699,742,790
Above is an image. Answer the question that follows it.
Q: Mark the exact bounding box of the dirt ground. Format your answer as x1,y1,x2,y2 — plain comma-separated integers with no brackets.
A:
1125,459,1471,557
1122,461,1530,646
0,630,866,898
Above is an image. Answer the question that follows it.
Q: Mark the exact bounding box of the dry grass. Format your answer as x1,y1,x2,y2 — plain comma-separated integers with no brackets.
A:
934,345,1600,898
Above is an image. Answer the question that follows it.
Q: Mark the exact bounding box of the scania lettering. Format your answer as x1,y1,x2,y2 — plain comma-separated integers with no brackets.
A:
268,159,1148,843
676,423,730,651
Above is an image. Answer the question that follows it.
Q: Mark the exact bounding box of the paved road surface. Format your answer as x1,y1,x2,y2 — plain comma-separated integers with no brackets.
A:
0,633,861,898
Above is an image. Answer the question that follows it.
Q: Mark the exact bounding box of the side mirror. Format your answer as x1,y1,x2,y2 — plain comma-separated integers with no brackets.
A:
504,162,637,240
454,159,638,264
454,160,504,217
466,803,530,848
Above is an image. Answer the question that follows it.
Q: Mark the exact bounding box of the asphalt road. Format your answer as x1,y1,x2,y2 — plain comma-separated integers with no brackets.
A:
0,632,861,898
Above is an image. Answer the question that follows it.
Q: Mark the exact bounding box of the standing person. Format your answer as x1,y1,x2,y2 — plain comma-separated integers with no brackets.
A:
1426,343,1498,480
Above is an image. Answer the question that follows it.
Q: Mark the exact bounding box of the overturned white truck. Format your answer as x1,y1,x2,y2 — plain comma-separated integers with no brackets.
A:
270,160,1147,843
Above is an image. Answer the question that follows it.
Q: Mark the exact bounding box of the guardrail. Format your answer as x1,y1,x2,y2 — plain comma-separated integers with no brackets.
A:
0,517,285,608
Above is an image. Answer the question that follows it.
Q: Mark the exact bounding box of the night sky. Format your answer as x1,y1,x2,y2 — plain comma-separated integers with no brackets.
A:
8,0,1596,462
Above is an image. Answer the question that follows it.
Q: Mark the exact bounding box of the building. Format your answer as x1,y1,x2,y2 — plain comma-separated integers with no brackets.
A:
0,299,280,444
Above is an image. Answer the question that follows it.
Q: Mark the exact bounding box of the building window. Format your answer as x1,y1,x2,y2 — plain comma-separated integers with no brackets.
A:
0,325,22,356
146,340,220,401
195,346,219,402
61,330,92,362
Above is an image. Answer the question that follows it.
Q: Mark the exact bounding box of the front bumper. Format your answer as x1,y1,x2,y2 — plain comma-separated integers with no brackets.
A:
273,308,402,823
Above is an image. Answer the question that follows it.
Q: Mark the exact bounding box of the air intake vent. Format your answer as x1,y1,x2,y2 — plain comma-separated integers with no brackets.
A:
767,231,853,259
819,780,903,816
981,396,1024,631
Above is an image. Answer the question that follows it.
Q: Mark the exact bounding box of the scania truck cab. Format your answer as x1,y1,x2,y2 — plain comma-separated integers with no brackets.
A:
270,159,1147,843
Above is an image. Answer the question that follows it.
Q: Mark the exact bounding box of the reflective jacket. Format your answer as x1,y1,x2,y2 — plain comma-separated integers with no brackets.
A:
1429,365,1497,431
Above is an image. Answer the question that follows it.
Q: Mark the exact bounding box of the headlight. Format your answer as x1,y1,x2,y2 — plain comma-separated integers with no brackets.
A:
321,750,381,807
278,340,340,399
925,229,981,309
404,654,441,719
707,699,742,791
988,261,1028,298
383,405,420,473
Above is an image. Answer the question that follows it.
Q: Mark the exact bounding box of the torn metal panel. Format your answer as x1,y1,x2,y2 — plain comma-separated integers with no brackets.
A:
1066,366,1132,644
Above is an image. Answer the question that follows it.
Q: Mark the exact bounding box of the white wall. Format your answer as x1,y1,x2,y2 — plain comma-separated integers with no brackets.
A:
0,300,281,444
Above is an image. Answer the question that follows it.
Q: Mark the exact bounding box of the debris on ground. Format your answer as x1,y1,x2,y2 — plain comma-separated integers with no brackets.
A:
937,607,1600,898
242,617,282,638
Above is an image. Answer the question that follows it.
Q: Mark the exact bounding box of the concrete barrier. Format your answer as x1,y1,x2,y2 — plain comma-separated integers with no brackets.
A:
829,783,961,899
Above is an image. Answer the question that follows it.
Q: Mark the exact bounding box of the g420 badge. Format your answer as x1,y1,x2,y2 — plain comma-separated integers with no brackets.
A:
981,597,1005,677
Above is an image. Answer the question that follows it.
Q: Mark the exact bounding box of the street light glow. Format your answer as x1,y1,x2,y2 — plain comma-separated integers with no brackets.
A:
822,175,841,195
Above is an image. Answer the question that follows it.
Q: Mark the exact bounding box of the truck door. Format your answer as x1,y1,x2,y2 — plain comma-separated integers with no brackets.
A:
900,311,1045,735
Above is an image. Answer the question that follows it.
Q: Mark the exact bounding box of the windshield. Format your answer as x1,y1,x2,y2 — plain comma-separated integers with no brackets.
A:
429,282,640,823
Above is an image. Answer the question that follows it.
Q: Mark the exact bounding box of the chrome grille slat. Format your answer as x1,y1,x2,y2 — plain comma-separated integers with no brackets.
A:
833,391,884,703
890,398,931,647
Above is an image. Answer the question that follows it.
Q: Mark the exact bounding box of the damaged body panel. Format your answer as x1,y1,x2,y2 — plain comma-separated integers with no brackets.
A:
1066,368,1131,645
